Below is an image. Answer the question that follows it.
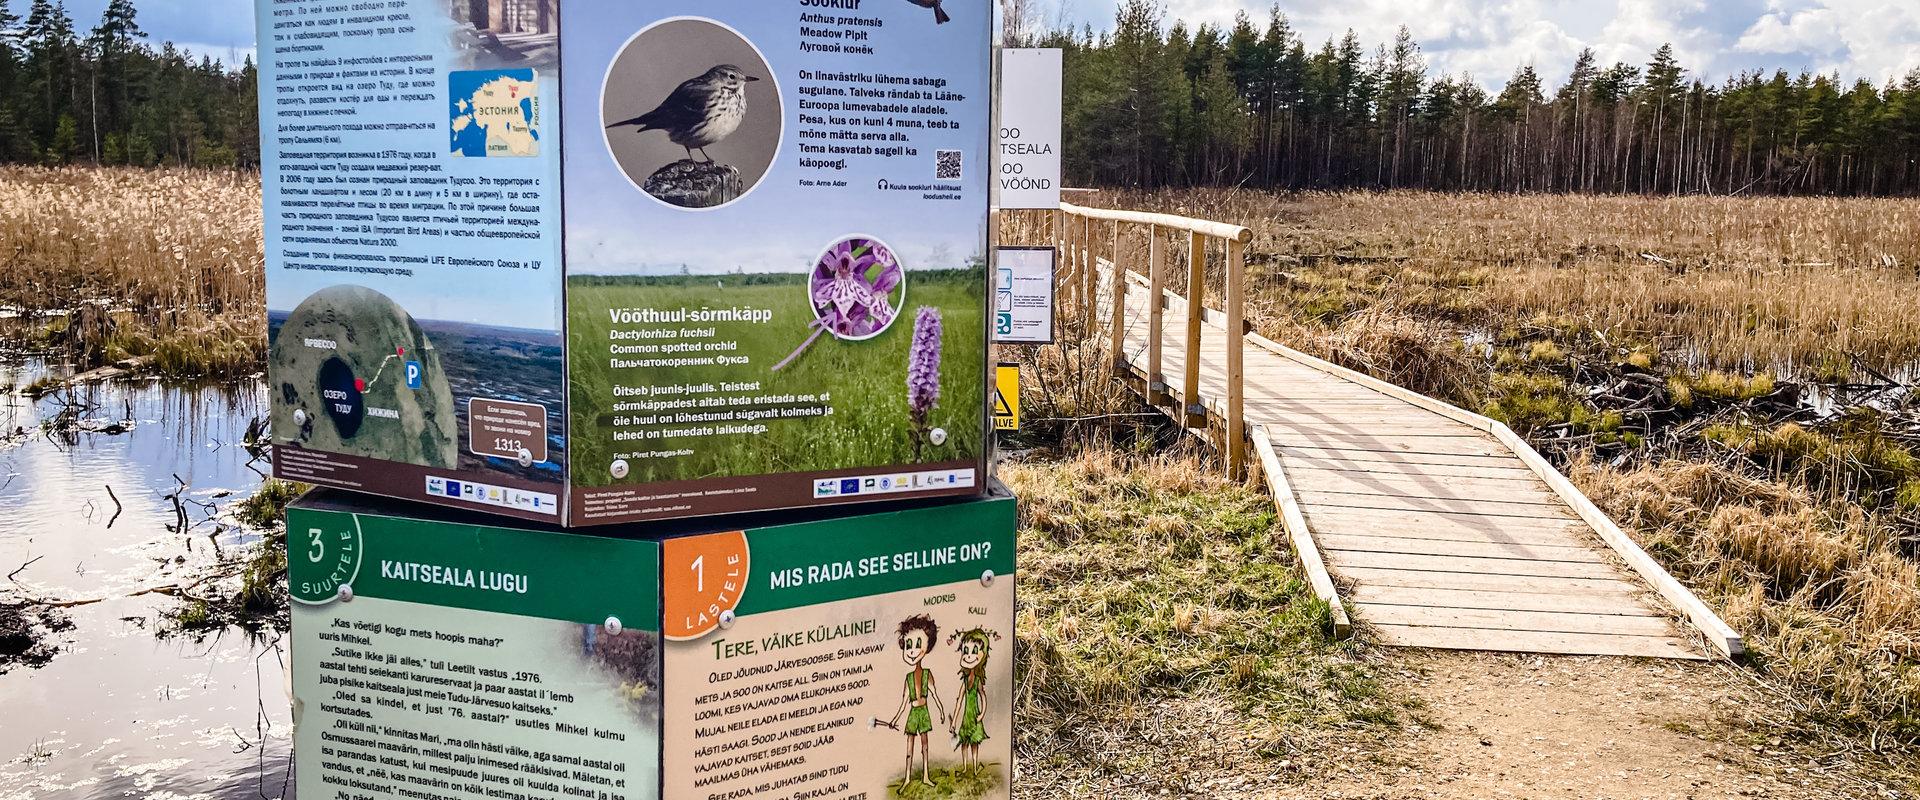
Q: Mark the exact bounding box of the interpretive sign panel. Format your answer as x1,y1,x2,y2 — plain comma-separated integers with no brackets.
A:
659,491,1016,799
256,0,993,526
288,486,1016,800
993,247,1055,344
287,494,662,800
992,48,1061,210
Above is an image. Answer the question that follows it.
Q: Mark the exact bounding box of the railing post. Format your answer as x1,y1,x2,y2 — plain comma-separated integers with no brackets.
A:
1069,211,1084,318
1081,215,1096,337
1183,231,1206,428
1108,221,1125,367
1226,236,1246,480
1146,224,1165,404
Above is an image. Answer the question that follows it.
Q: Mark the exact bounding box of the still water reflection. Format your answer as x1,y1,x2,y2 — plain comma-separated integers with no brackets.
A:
0,361,292,799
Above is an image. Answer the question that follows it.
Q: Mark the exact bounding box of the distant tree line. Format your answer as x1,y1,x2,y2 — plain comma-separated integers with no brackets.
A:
1011,0,1920,195
0,0,258,168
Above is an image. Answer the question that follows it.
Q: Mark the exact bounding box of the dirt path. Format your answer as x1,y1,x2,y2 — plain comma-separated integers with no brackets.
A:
1017,651,1912,799
1286,652,1903,800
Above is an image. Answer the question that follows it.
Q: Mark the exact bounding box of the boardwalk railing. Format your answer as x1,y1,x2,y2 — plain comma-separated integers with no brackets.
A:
1048,201,1254,477
1000,201,1742,658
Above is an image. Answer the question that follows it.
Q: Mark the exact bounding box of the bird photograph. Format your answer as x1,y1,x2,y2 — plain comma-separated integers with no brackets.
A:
906,0,951,24
607,64,760,164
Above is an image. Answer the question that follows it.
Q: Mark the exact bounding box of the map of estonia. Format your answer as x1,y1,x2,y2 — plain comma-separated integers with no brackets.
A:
450,70,541,158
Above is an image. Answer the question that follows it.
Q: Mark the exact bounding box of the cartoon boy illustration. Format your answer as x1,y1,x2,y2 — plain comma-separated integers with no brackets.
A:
888,615,946,786
947,627,999,769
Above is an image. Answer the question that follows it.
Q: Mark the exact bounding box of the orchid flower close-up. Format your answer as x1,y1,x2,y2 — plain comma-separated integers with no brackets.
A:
775,237,906,371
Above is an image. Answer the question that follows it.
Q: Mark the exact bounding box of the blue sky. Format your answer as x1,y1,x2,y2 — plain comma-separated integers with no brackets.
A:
19,0,255,63
1037,0,1920,91
41,0,1920,90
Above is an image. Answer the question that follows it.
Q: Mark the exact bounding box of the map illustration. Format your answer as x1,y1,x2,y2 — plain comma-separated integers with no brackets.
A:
268,285,460,467
450,69,541,158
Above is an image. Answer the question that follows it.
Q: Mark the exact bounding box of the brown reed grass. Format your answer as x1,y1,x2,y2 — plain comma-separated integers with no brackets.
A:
0,166,264,376
1106,188,1920,376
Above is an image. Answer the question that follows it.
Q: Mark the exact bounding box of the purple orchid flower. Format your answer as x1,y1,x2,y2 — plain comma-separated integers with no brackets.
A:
775,238,905,372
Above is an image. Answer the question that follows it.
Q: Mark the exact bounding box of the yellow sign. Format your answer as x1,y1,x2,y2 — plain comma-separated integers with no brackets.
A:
993,363,1020,431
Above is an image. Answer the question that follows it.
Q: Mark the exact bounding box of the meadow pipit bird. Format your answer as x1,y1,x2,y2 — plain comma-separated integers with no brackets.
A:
607,64,759,163
906,0,951,24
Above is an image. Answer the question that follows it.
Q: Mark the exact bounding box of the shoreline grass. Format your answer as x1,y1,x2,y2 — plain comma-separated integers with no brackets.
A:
0,166,264,378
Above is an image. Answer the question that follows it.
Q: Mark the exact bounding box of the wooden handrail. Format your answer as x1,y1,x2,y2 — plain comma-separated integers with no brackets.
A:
1060,202,1252,244
1046,202,1250,478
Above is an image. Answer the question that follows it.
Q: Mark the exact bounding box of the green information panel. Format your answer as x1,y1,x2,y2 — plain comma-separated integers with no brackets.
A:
289,499,663,800
289,487,1015,800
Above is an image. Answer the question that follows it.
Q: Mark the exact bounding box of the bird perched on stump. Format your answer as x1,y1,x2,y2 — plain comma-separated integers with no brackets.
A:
905,0,951,24
608,64,759,162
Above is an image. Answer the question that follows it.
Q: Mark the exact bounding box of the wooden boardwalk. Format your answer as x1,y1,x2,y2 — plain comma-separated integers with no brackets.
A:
1101,266,1744,660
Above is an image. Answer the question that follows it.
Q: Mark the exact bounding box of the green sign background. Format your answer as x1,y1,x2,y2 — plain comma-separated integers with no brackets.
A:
287,506,660,629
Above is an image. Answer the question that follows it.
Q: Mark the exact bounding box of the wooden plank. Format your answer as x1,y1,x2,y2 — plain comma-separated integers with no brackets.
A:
1325,550,1623,580
1268,434,1512,458
1288,472,1565,505
1301,508,1590,539
1263,423,1489,438
1302,518,1590,548
1317,534,1610,564
1277,445,1525,469
1297,491,1578,518
1347,584,1656,615
1489,423,1746,659
1367,625,1704,660
1336,567,1642,597
1281,461,1542,481
1358,605,1678,637
1251,428,1352,638
1285,464,1546,487
1245,332,1497,435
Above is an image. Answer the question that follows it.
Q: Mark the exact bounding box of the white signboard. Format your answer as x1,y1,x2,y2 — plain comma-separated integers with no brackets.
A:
996,48,1063,209
995,247,1056,343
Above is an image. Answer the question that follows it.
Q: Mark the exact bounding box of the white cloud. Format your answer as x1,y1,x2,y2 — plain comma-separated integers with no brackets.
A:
1061,0,1917,91
1735,1,1920,83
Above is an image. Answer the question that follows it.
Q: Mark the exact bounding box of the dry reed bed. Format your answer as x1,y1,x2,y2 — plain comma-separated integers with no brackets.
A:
0,166,264,375
1106,189,1920,375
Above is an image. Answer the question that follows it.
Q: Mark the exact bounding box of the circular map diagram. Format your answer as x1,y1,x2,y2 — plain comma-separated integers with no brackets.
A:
269,285,459,467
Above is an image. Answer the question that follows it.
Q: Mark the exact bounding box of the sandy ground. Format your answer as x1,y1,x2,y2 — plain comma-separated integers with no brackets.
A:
1017,651,1915,799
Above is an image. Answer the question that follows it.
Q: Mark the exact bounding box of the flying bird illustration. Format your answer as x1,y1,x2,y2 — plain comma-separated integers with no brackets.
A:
905,0,951,24
607,64,759,163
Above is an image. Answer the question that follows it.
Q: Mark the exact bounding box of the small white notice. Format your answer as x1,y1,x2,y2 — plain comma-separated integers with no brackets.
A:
995,247,1056,343
996,48,1062,209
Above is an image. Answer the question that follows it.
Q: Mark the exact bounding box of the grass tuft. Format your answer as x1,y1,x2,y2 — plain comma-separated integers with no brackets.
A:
1004,445,1403,755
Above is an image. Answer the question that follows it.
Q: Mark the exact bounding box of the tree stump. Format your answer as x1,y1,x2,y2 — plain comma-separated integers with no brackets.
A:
644,160,743,208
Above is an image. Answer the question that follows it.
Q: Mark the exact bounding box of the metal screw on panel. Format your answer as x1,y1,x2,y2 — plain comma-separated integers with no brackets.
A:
605,616,623,635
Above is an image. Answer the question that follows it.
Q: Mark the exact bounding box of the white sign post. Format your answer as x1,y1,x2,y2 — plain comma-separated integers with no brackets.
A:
994,247,1056,343
995,48,1062,209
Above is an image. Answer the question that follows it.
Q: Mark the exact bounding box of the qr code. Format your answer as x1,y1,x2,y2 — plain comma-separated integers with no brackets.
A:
935,149,962,180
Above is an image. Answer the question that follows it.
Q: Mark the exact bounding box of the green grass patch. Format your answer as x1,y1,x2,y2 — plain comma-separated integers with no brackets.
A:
567,272,986,486
1005,447,1401,750
884,762,1002,799
234,479,306,528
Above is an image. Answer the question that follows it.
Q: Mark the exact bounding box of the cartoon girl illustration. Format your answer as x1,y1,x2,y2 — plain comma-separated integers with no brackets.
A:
947,627,999,769
888,615,946,787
